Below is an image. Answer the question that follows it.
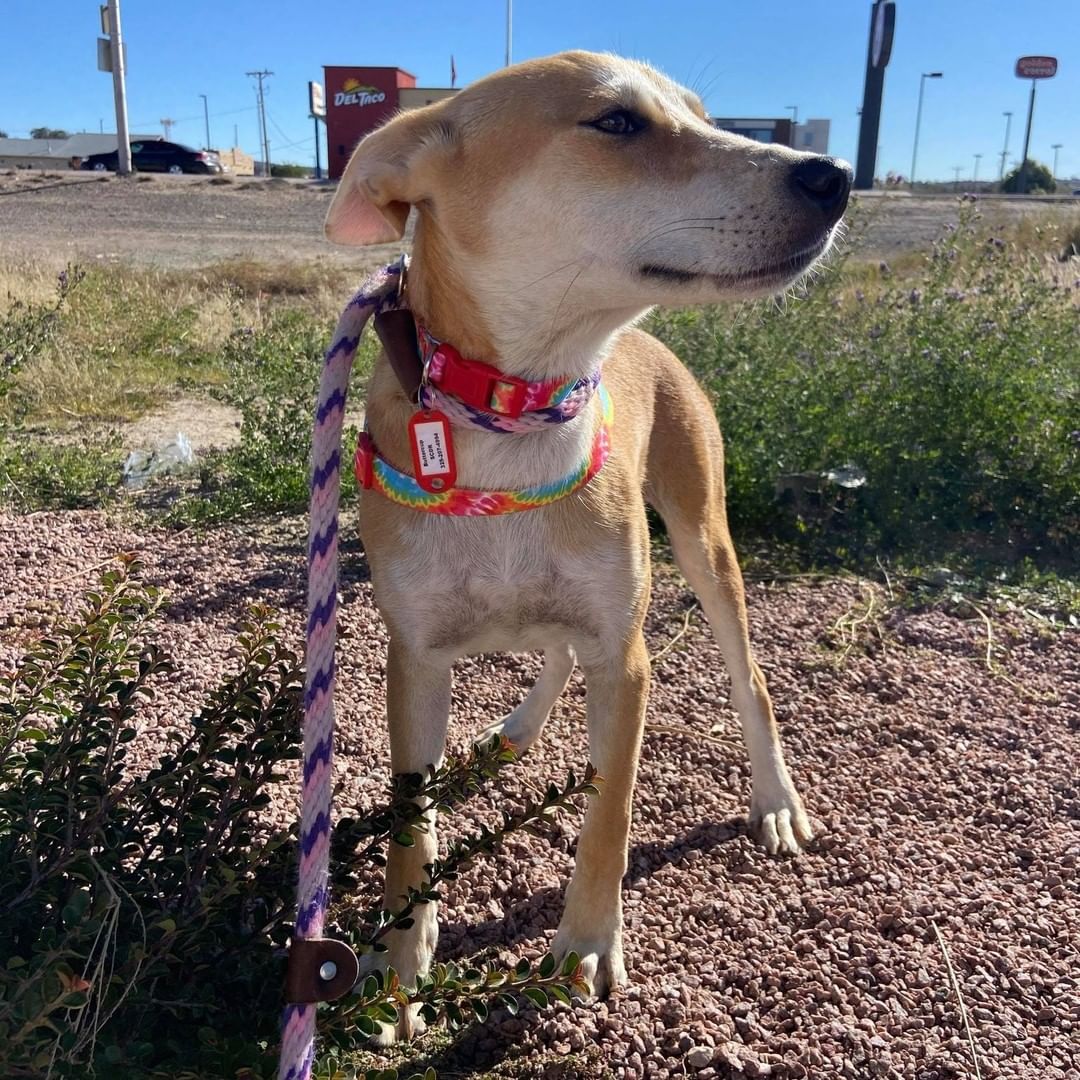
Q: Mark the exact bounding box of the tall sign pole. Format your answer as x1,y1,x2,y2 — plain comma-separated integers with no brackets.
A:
309,82,326,181
104,1,132,174
1014,56,1057,194
854,0,896,190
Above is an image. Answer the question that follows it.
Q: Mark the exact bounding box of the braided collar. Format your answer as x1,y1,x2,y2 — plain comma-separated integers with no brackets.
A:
415,322,602,434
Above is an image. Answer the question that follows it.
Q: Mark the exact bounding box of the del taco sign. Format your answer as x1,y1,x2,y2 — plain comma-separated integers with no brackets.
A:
334,79,387,107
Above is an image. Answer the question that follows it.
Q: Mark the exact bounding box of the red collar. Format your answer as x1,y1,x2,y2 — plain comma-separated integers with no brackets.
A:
416,323,593,419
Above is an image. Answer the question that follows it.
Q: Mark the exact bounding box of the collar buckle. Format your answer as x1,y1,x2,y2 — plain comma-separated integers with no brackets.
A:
431,345,529,418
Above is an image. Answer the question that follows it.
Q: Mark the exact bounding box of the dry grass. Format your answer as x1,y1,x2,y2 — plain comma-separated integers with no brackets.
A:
4,259,358,426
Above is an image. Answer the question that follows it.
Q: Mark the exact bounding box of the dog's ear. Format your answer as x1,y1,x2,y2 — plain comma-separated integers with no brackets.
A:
325,107,452,246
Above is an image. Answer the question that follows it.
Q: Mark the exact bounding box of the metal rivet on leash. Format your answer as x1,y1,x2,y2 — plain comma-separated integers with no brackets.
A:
430,478,445,490
319,962,337,981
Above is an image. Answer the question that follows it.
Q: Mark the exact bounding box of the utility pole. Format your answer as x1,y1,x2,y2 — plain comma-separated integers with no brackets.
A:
1051,143,1062,181
953,165,962,189
160,118,175,139
973,153,982,184
247,70,273,175
199,93,211,149
105,0,132,174
999,111,1012,181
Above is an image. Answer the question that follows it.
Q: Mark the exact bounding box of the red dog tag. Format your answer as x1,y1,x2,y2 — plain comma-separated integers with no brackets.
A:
408,410,457,493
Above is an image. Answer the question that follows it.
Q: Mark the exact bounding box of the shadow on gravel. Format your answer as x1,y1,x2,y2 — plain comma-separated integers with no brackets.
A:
629,818,746,878
400,1010,601,1080
440,885,565,959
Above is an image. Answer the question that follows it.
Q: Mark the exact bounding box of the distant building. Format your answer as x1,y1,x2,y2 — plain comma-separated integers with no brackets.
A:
711,117,831,155
323,65,458,180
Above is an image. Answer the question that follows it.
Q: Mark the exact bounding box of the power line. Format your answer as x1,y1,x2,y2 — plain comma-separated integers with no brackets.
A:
266,111,313,153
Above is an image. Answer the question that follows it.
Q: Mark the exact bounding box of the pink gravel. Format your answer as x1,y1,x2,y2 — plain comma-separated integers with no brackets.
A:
1,510,1076,1080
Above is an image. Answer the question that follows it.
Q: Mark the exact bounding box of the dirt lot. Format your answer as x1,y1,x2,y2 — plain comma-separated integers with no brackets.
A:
1,511,1076,1080
1,170,1076,270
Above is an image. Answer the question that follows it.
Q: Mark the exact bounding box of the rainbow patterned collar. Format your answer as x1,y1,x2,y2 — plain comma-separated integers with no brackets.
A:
355,385,613,516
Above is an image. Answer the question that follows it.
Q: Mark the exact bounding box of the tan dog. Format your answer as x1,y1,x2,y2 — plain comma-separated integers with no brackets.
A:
325,50,850,1041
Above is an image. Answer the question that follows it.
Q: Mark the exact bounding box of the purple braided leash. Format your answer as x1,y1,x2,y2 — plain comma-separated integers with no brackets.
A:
278,258,406,1080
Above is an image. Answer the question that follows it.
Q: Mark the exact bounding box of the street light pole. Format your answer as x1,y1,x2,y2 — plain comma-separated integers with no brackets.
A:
999,111,1012,181
199,93,211,150
1051,143,1062,180
505,0,512,66
106,0,132,175
910,71,942,189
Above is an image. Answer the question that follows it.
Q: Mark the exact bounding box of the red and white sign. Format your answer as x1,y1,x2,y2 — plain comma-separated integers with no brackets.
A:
1015,56,1058,79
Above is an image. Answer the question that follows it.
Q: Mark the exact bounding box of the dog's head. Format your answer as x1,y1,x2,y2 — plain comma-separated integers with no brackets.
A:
327,51,850,307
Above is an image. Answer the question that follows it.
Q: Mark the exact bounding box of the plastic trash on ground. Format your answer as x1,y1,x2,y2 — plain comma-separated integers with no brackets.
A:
122,432,196,489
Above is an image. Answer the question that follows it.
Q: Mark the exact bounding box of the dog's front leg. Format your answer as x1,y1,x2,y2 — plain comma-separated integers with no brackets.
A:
551,632,650,998
371,637,451,1044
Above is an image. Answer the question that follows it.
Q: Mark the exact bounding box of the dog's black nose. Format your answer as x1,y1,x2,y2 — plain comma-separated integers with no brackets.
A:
790,157,852,223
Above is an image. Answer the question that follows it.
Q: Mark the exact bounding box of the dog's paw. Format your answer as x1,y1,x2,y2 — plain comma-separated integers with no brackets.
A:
369,1002,429,1047
357,905,438,1044
550,931,627,1000
749,787,813,855
475,702,544,755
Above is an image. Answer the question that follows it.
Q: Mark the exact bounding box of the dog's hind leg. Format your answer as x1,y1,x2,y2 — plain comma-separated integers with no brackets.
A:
476,643,575,753
369,637,452,1044
645,367,812,855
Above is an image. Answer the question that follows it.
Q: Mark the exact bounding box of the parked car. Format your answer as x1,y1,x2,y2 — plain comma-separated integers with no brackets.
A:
80,140,224,174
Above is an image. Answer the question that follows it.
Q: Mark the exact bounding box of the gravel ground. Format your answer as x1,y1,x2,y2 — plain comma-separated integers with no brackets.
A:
1,510,1076,1079
1,170,1076,270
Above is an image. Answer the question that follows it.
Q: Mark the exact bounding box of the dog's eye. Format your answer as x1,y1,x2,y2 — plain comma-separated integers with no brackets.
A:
586,109,647,136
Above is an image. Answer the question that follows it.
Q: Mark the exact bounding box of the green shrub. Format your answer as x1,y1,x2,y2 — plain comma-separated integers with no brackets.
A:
1001,159,1056,194
649,201,1080,568
0,560,591,1078
270,164,311,179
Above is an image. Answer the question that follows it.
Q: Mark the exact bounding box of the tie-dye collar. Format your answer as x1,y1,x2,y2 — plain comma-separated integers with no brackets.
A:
356,385,613,516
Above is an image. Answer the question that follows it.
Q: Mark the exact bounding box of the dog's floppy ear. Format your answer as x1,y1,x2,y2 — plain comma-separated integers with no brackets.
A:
325,107,451,246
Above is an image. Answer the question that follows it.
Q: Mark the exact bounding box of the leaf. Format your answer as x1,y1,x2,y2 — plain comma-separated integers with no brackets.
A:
522,987,549,1009
19,727,47,742
538,953,556,979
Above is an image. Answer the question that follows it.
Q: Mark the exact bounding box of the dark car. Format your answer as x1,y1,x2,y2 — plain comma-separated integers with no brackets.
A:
80,140,224,175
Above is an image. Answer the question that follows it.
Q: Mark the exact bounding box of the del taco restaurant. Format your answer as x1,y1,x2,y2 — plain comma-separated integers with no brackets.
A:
324,66,457,180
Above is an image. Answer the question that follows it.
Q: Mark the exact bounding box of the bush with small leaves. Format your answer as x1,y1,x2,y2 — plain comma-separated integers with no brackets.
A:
0,559,594,1078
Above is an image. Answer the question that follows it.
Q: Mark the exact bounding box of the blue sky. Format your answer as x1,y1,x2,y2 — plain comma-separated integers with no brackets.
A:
1,1,1077,181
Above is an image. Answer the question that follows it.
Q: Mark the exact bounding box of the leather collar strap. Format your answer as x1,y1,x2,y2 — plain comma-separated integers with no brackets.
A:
355,386,613,515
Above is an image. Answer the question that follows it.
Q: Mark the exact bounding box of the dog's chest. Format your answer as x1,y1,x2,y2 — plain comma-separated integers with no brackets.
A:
368,513,633,657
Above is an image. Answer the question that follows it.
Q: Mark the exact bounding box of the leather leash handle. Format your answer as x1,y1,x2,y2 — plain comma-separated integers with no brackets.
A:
374,308,423,403
284,937,360,1004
